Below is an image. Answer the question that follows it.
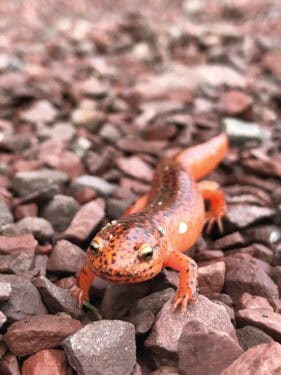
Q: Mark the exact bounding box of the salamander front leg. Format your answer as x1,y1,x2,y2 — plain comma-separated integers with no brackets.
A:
164,250,198,313
198,180,227,233
71,261,95,307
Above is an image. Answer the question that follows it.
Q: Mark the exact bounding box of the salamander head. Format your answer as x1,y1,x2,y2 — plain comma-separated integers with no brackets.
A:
86,218,166,283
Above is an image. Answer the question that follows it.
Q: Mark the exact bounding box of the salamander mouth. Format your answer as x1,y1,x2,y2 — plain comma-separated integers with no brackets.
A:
92,265,159,284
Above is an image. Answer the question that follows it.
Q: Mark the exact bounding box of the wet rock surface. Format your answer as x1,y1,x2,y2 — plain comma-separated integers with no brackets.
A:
1,1,281,373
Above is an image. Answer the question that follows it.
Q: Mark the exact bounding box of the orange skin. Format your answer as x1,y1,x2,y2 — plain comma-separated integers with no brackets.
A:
73,133,228,312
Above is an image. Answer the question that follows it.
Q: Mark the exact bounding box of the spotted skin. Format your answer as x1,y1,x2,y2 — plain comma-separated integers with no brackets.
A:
73,134,228,312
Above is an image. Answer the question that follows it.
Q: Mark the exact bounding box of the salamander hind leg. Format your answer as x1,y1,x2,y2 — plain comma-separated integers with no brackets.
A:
164,250,198,313
198,180,227,233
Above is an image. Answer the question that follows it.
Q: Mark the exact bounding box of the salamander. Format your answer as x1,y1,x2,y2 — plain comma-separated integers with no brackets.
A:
73,133,228,312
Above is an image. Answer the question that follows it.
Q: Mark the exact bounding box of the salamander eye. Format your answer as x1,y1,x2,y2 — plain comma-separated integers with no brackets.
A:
89,237,102,255
138,243,153,261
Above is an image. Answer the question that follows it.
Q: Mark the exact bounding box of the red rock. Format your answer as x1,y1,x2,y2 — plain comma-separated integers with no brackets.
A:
151,366,179,375
178,320,243,375
22,349,71,375
238,293,273,311
120,177,150,194
236,326,274,351
14,203,38,220
0,234,38,255
222,342,281,374
263,50,281,79
237,308,281,341
223,90,253,114
55,276,76,290
47,240,86,274
198,261,225,295
117,138,167,155
116,156,154,183
197,249,224,262
61,200,105,242
36,243,53,255
224,254,279,303
4,314,81,356
142,124,177,141
145,295,237,365
214,231,245,250
0,352,20,375
73,187,97,204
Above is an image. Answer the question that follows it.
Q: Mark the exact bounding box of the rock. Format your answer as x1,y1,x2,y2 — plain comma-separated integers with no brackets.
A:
22,349,71,375
270,266,281,293
263,50,281,79
227,243,273,263
197,249,224,262
12,169,68,197
116,156,153,182
224,254,279,303
33,276,83,319
63,320,136,375
145,295,237,365
238,293,273,311
127,289,174,334
117,138,167,156
0,274,47,322
0,352,20,375
61,200,105,242
101,282,151,319
0,234,37,255
244,225,281,247
85,147,115,175
0,252,34,275
0,201,13,228
47,240,86,274
214,231,245,250
0,282,12,302
20,100,57,124
4,314,81,356
72,107,105,131
151,367,179,375
41,195,80,232
14,203,38,220
227,204,275,228
221,342,281,374
70,175,116,198
198,261,225,295
236,326,274,351
236,308,281,341
222,90,253,115
2,217,54,243
106,198,131,219
73,187,97,204
0,311,7,329
99,123,122,142
178,319,243,375
38,122,75,143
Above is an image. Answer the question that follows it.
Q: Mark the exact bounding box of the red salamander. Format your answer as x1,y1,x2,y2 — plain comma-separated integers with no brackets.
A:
74,133,228,312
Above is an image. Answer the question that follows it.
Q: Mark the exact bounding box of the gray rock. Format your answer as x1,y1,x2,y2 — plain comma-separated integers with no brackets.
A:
47,240,86,274
99,123,122,142
33,276,83,319
41,194,80,232
2,217,54,242
106,198,131,219
0,252,34,275
0,274,47,322
63,320,136,375
236,326,274,351
70,175,116,197
270,266,281,294
178,319,243,375
0,282,12,302
20,100,57,124
0,312,7,329
145,295,237,366
12,169,68,197
0,201,13,228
